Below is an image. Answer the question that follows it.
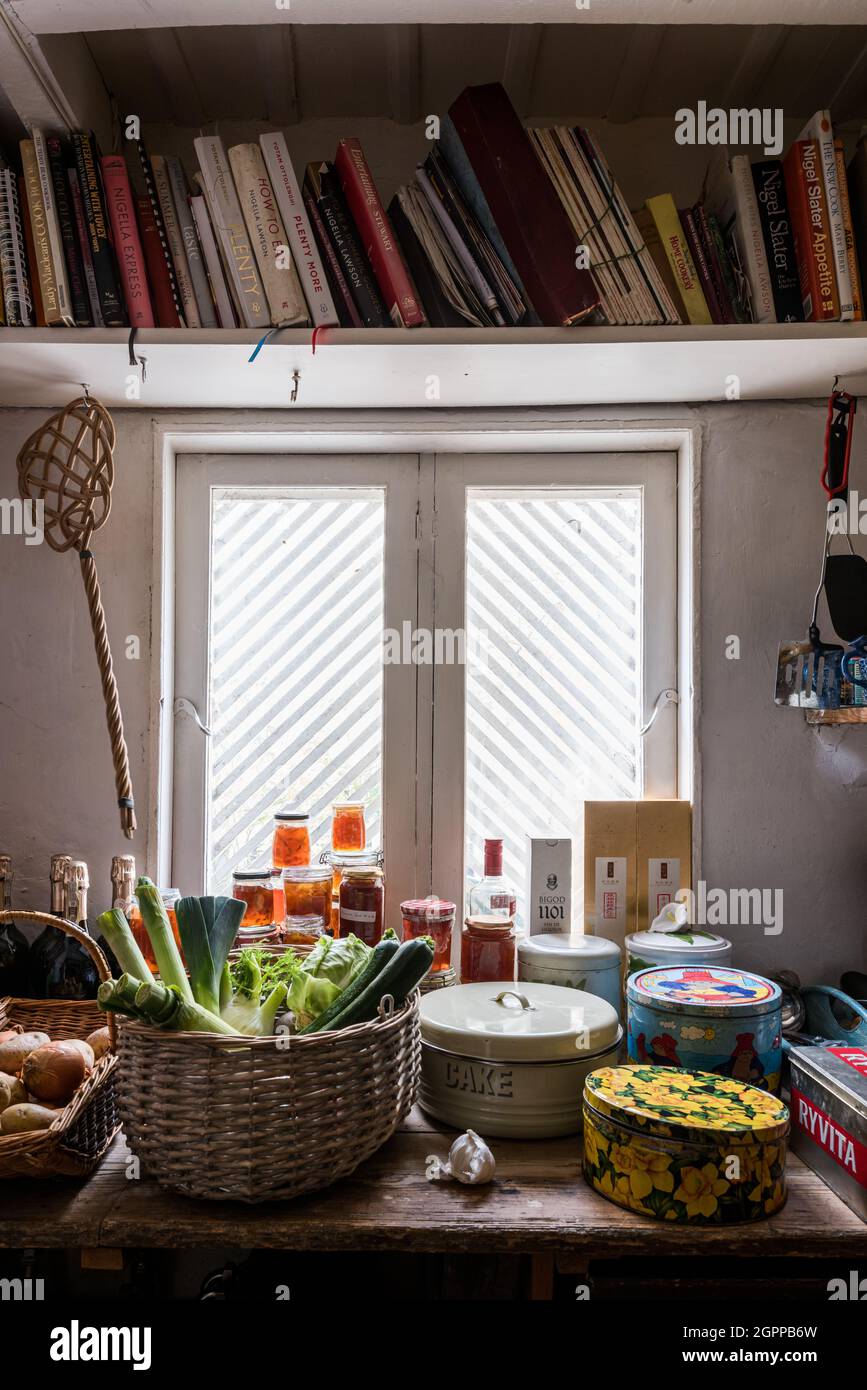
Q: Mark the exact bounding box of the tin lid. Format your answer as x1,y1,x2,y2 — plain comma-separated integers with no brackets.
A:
583,1065,790,1145
626,929,731,956
464,914,514,932
401,898,457,922
519,932,620,969
342,864,383,880
420,981,620,1062
627,965,782,1017
274,811,309,822
233,869,279,881
789,1044,867,1121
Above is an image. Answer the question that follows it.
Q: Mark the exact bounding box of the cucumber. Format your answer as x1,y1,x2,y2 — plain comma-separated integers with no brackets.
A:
298,936,400,1034
324,937,434,1031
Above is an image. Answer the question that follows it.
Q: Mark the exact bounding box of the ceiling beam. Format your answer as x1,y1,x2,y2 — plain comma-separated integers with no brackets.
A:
503,24,541,117
607,25,666,124
0,1,112,138
722,24,787,109
386,24,420,125
144,27,205,127
256,22,299,125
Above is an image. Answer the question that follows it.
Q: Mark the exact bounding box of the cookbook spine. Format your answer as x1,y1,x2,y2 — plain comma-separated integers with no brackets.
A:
189,194,236,327
334,137,427,327
165,156,217,328
0,167,33,326
310,162,389,327
260,133,340,325
30,130,74,325
100,155,155,328
72,132,127,326
751,160,803,323
20,138,67,326
135,195,181,327
68,167,102,325
784,139,840,322
302,180,362,326
834,138,863,321
228,142,308,326
151,154,200,327
193,135,270,329
20,173,45,324
132,137,185,325
46,137,90,324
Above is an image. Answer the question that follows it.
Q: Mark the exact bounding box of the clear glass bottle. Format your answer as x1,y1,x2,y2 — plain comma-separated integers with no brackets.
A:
468,838,517,922
0,855,29,997
42,860,99,999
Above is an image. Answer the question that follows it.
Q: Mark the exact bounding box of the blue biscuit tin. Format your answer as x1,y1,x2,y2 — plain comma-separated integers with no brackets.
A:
627,965,783,1093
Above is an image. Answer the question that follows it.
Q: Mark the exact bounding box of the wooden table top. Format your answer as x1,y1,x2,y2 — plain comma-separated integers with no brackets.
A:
1,1108,865,1257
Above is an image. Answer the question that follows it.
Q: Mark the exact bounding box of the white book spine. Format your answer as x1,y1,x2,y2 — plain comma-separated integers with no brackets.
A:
190,194,236,327
194,136,270,330
152,155,199,327
31,127,73,325
259,132,339,325
0,168,33,326
165,156,217,328
799,112,854,321
228,143,308,327
730,154,775,323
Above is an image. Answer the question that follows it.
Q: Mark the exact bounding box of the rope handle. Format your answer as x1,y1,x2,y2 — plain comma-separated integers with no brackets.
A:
0,910,116,1048
78,552,136,838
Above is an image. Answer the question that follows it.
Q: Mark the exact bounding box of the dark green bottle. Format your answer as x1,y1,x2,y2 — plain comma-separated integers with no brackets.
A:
0,855,29,997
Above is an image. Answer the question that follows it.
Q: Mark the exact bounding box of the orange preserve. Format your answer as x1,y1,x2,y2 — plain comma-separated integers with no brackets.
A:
231,870,283,927
338,865,384,946
282,865,331,924
129,888,183,973
461,915,516,983
331,802,366,852
401,898,456,972
272,812,311,869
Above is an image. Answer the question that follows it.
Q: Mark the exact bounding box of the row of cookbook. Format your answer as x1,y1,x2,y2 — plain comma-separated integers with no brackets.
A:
2,83,867,333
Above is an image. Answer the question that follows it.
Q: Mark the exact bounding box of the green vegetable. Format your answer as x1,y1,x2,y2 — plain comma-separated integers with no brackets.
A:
95,909,154,983
135,980,239,1034
324,937,434,1031
97,974,146,1019
174,893,246,1014
285,933,373,1029
136,877,193,1002
221,948,287,1036
299,936,400,1034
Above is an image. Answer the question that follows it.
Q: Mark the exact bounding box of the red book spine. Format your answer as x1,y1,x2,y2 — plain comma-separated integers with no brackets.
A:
303,187,363,327
136,195,181,327
334,138,427,328
783,139,840,322
100,155,155,328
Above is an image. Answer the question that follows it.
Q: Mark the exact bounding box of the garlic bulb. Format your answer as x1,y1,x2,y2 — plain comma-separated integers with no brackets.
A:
427,1129,496,1185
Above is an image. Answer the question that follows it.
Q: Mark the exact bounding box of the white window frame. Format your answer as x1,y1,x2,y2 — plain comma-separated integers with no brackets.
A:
149,415,699,898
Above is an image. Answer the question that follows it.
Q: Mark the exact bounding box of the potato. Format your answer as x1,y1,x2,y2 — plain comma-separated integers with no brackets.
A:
0,1072,26,1111
67,1039,95,1070
0,1032,50,1075
0,1102,56,1134
22,1040,91,1105
85,1027,111,1061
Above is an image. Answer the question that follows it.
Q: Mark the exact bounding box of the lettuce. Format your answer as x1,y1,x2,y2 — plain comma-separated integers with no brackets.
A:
286,934,371,1029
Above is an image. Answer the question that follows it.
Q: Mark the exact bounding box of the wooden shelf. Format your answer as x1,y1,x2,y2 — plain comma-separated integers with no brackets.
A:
2,325,867,410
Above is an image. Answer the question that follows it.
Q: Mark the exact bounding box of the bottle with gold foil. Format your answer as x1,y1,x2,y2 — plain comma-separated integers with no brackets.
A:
42,860,99,999
97,854,136,975
0,855,29,996
27,854,72,996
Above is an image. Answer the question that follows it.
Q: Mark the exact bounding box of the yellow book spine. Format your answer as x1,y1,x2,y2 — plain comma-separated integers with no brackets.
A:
835,138,863,321
20,139,62,326
645,193,711,326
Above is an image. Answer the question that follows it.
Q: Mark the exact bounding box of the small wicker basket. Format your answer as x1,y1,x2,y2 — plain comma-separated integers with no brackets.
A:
0,911,119,1179
116,992,421,1203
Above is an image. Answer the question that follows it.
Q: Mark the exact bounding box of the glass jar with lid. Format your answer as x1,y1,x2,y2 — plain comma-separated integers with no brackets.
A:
272,812,311,869
331,802,366,853
338,864,384,946
282,864,332,944
129,887,183,973
232,869,283,931
401,898,456,973
461,914,516,984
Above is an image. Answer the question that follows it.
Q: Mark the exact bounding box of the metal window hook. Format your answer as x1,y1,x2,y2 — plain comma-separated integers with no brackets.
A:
128,326,147,383
174,696,211,736
639,687,679,737
290,368,301,403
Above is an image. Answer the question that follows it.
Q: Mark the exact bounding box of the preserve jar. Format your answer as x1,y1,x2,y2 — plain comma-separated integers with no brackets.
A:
231,870,283,928
330,849,380,897
272,812,311,869
461,914,516,984
332,802,366,852
339,865,384,945
282,864,332,942
129,887,182,973
401,898,456,972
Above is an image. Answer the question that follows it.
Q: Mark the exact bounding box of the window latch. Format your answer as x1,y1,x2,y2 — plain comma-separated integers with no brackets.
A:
174,697,211,736
639,688,679,737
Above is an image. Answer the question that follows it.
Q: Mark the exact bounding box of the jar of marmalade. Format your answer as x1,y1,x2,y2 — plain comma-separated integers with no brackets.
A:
401,898,456,972
232,870,283,929
461,915,516,984
330,849,380,897
272,812,311,869
129,888,182,973
332,802,366,852
338,865,384,946
282,864,331,939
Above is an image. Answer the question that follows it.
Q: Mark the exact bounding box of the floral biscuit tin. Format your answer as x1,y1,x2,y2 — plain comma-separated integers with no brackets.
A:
627,965,783,1093
583,1064,789,1223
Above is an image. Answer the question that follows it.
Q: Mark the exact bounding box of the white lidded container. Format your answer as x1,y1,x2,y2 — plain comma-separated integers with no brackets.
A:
624,929,732,980
419,981,622,1139
518,933,621,1017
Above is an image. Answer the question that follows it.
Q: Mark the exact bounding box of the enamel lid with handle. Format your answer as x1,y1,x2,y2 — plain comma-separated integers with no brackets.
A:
419,981,621,1062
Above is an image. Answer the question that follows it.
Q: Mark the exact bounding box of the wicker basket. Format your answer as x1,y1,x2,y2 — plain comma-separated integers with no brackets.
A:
116,992,421,1203
0,911,119,1179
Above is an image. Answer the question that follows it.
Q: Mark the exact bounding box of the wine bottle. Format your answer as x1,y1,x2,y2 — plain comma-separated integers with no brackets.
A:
97,853,136,975
27,853,72,996
42,860,99,999
0,855,29,996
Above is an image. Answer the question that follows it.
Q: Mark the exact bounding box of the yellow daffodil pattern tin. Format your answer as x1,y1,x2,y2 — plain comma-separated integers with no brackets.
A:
583,1065,789,1223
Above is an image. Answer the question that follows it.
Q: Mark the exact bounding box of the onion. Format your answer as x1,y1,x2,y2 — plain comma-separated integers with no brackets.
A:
0,1032,50,1075
21,1040,91,1106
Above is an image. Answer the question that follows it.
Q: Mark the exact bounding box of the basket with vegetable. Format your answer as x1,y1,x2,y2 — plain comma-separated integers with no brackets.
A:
98,880,431,1203
0,910,118,1179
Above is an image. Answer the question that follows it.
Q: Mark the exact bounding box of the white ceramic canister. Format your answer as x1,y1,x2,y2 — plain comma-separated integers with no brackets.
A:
419,981,622,1139
624,928,732,980
518,933,622,1017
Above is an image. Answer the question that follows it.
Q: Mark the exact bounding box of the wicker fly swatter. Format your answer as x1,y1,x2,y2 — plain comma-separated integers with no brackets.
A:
17,395,136,837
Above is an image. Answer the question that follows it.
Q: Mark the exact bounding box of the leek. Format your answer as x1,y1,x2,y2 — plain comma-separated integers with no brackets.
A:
174,894,245,1014
95,909,154,983
97,974,146,1019
136,877,193,1002
133,980,239,1034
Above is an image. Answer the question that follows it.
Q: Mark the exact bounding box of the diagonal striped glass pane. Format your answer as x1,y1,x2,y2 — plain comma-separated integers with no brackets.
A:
465,488,642,930
205,487,385,894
